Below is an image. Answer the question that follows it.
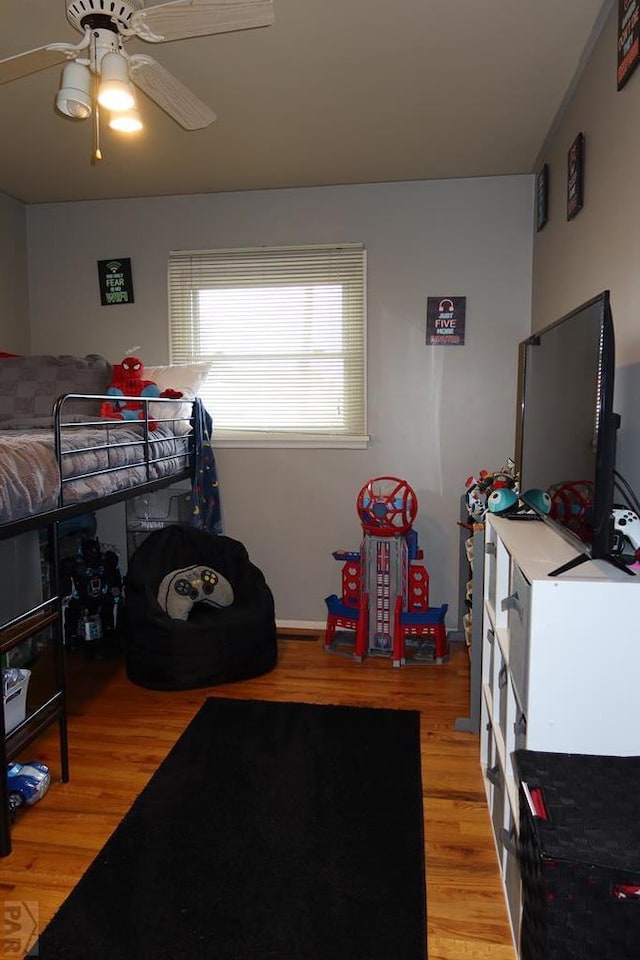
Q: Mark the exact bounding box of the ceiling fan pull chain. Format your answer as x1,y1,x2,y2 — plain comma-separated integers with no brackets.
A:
93,104,103,163
91,42,103,163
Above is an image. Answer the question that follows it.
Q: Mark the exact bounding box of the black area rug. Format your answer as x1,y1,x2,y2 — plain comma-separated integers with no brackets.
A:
30,698,427,960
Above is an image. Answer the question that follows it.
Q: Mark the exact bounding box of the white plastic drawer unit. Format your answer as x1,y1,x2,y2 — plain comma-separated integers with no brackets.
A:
483,522,510,636
479,513,640,954
484,523,498,620
482,625,495,696
502,803,521,947
502,562,530,710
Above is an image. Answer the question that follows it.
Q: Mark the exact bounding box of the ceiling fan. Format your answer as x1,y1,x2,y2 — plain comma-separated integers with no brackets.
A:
0,0,275,149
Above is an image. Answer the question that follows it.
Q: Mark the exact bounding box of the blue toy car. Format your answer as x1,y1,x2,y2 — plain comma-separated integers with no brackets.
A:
7,761,50,820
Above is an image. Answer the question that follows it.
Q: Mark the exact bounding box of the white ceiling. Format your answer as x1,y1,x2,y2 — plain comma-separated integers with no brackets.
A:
0,0,612,205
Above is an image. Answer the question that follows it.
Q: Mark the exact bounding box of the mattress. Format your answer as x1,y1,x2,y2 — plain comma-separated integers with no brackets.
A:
0,421,190,526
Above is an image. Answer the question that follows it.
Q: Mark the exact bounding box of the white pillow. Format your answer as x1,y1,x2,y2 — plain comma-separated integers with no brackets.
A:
147,362,212,433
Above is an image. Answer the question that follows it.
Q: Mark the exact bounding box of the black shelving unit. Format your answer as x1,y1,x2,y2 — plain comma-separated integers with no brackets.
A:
0,524,68,857
455,519,484,734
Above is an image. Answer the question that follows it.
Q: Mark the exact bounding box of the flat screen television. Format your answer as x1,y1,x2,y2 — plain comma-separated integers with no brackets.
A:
515,290,625,575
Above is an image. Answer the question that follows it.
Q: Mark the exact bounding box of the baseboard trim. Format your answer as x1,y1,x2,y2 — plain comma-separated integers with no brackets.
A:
276,619,325,632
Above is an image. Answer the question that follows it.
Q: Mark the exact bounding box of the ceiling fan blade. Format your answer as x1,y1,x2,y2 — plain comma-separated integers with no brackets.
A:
129,54,216,130
131,0,275,43
0,46,70,85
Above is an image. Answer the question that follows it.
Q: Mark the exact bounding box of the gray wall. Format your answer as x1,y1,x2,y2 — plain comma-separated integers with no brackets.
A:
6,3,639,626
0,193,29,354
25,177,534,626
532,3,640,508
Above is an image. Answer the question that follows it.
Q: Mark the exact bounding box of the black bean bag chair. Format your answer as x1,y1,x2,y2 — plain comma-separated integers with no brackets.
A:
124,525,278,690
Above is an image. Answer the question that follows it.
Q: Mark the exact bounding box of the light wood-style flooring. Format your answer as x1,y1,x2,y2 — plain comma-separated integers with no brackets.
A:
0,634,515,959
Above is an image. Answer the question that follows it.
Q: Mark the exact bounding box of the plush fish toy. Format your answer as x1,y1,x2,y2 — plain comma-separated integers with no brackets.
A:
522,489,552,515
487,488,519,514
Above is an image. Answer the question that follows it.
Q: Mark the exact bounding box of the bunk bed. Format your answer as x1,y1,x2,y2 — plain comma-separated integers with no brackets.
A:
0,353,197,538
0,353,208,855
0,402,193,534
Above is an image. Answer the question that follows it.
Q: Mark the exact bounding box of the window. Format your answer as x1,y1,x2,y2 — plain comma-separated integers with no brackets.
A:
168,244,367,447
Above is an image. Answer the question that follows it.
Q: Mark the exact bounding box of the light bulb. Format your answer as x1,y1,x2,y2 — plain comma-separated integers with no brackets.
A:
109,109,143,133
98,52,135,112
56,62,92,120
99,81,135,112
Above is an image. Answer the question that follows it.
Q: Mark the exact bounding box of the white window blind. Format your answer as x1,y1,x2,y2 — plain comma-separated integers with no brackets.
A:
168,244,367,447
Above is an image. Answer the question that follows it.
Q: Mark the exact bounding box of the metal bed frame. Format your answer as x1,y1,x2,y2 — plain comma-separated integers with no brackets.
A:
0,392,195,855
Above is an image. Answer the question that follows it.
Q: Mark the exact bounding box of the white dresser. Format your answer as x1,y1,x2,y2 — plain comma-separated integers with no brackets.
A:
480,513,640,952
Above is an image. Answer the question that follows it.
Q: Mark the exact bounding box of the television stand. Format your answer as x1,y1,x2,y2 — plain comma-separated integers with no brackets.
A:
549,552,635,577
479,514,640,951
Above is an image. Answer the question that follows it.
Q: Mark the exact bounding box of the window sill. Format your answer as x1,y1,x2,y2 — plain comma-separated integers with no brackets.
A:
212,434,370,450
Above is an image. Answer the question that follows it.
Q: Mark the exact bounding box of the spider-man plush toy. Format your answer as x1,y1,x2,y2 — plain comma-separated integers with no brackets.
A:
100,356,182,427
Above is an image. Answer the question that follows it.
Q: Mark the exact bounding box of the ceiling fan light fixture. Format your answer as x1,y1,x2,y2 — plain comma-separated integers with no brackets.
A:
56,61,92,119
109,107,143,133
97,51,135,112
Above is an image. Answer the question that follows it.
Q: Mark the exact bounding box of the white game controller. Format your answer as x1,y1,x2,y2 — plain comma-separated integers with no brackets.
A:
157,565,234,620
612,508,640,552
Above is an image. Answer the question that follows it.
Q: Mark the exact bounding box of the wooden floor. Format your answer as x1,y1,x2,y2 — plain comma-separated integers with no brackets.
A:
0,634,515,959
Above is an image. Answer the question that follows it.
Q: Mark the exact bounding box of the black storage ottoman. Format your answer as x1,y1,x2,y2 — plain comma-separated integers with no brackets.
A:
513,750,640,960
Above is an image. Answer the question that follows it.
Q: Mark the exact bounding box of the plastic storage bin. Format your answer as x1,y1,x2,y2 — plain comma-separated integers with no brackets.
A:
126,490,192,557
3,669,30,734
514,749,640,960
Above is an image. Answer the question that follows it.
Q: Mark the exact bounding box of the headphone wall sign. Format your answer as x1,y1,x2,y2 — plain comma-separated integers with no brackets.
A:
426,296,466,346
97,257,135,306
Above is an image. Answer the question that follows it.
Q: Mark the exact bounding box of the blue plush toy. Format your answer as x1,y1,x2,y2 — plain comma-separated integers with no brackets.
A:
522,488,552,515
486,488,519,514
